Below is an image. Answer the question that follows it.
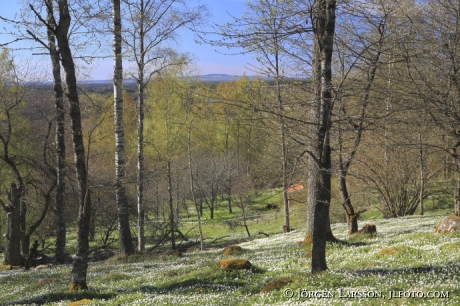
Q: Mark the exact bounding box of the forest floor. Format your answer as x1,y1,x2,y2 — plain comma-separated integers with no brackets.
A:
1,211,459,305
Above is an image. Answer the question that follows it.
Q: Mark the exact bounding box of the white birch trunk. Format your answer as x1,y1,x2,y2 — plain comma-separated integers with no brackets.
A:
112,0,134,255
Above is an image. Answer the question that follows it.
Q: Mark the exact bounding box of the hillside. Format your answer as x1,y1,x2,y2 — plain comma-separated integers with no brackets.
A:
1,213,459,305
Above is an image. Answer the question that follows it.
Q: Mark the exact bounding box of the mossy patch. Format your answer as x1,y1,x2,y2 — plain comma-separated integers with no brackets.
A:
260,277,292,294
215,258,252,271
162,249,183,257
379,246,407,256
69,299,93,306
222,245,243,255
300,233,313,248
37,278,58,286
441,243,460,251
0,265,21,270
69,282,88,291
105,254,147,265
100,272,132,283
186,247,199,253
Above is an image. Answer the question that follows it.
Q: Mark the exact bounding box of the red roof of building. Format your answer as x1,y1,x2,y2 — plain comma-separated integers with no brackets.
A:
286,184,304,193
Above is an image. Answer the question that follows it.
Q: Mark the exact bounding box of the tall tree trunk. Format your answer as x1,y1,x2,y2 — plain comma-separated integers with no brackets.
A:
241,203,251,237
136,67,146,252
188,119,204,250
54,0,92,290
1,184,23,266
167,160,176,249
113,0,134,256
137,74,145,253
46,0,67,264
136,0,146,253
455,170,460,217
278,88,290,233
338,171,358,234
305,0,336,274
20,199,27,255
224,121,233,214
419,133,425,215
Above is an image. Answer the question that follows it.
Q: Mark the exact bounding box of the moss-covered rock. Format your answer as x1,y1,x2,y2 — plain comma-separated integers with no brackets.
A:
435,216,460,234
358,223,377,236
215,258,252,271
260,277,292,294
222,245,243,255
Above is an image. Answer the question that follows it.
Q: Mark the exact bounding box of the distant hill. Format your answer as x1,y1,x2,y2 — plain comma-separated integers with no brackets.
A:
21,75,273,98
194,74,269,82
76,75,259,84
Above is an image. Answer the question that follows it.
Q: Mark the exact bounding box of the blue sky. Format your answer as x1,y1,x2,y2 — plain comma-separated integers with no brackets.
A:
0,0,257,80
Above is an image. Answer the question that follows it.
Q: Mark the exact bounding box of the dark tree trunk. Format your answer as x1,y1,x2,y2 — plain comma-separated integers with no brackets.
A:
455,172,460,217
224,124,233,214
338,172,358,234
22,233,30,257
210,203,214,219
167,160,175,249
242,204,251,237
227,195,232,214
54,0,91,290
419,133,425,215
20,199,27,254
1,184,23,266
305,0,336,274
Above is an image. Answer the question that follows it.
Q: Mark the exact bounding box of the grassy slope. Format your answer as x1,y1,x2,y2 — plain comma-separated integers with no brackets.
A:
1,212,460,305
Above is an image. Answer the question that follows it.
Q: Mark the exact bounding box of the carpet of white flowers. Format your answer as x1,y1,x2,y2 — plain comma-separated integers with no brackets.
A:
1,213,460,305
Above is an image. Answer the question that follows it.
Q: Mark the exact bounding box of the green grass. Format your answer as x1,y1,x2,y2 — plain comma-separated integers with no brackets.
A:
1,212,460,305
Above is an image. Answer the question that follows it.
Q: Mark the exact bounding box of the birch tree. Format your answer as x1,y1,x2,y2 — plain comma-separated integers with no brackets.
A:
45,0,67,264
112,0,134,256
123,0,205,252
